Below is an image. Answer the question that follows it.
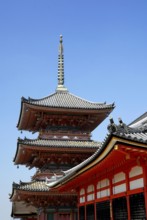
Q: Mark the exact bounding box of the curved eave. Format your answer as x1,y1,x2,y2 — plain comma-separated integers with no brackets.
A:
10,185,16,201
17,97,24,129
13,139,100,165
17,96,114,130
11,180,77,195
17,97,30,130
13,140,22,164
52,135,147,189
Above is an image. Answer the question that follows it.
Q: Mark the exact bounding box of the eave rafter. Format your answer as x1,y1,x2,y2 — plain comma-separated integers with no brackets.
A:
15,144,96,169
25,152,90,169
115,144,147,165
13,190,77,208
18,100,113,133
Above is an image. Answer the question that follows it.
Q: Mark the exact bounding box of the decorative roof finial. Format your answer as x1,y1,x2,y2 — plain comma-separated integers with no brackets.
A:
56,35,68,92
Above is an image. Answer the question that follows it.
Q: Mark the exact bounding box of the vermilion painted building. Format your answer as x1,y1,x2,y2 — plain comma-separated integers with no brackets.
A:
51,116,147,219
10,36,114,220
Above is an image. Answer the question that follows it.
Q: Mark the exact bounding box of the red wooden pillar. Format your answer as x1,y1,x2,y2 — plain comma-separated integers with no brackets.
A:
125,170,131,220
94,183,97,220
143,165,147,216
109,177,113,220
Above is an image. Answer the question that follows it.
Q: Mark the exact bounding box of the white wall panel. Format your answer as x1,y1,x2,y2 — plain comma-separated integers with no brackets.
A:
80,196,85,203
97,178,110,189
80,188,85,195
113,183,126,194
130,178,144,190
87,185,94,193
97,189,110,198
87,193,95,201
129,166,143,178
113,172,125,183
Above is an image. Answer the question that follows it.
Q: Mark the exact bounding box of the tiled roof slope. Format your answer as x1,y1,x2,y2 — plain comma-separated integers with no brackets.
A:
107,117,147,143
129,112,147,126
13,181,50,192
22,91,114,110
18,138,101,149
129,112,147,132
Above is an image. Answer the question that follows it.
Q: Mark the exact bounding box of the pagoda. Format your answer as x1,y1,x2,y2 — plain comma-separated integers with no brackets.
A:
10,36,114,220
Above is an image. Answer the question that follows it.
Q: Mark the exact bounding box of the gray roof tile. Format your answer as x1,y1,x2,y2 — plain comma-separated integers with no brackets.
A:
18,138,101,149
129,112,147,126
13,181,50,192
117,132,147,143
23,91,114,110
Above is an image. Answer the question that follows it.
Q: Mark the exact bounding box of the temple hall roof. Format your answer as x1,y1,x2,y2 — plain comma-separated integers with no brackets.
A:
129,112,147,132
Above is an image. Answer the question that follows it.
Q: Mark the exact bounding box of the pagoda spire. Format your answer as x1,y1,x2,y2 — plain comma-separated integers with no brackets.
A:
56,35,68,92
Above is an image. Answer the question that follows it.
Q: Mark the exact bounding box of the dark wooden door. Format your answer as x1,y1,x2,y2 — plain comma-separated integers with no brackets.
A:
79,206,85,220
86,204,94,220
96,200,110,220
130,193,146,219
112,196,128,220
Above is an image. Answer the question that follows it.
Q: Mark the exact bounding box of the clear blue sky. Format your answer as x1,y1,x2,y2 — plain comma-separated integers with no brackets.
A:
0,0,147,219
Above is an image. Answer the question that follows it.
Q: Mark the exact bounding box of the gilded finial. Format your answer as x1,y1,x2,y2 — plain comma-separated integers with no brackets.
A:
56,35,68,92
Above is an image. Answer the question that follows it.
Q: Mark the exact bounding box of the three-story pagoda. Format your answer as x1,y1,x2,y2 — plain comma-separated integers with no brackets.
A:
10,36,114,220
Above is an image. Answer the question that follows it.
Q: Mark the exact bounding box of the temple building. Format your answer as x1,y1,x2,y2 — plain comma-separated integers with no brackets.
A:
10,36,114,220
51,116,147,219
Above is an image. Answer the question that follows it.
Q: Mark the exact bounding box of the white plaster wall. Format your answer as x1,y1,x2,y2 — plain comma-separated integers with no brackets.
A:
129,166,143,178
87,193,95,201
97,189,110,198
87,184,94,193
130,178,144,190
113,172,125,183
97,178,110,189
80,188,85,195
80,196,85,203
113,183,126,194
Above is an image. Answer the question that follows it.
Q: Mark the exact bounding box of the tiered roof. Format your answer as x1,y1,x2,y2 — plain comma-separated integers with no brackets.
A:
18,91,114,133
14,138,100,168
